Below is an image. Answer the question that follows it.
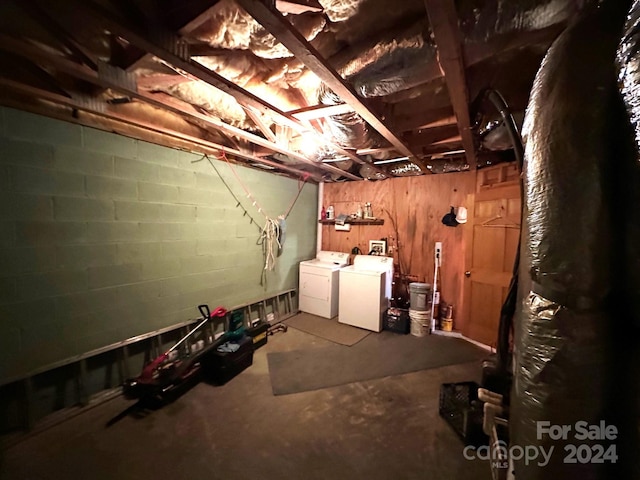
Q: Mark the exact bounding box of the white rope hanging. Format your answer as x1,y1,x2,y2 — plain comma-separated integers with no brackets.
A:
205,152,306,280
260,217,281,271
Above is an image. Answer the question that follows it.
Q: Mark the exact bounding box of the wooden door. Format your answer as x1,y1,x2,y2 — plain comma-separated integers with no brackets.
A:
462,164,521,347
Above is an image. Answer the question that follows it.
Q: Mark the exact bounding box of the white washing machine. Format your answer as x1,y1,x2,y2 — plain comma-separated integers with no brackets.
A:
299,251,350,319
338,255,394,332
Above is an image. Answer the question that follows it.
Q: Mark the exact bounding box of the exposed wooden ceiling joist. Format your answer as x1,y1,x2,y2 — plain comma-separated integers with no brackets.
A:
0,34,359,181
419,115,457,130
422,143,464,156
0,76,325,182
388,106,455,133
404,124,461,149
0,0,550,182
173,0,226,33
124,0,225,71
424,0,477,169
147,91,361,180
244,107,278,143
289,103,355,120
136,73,192,89
378,26,563,108
431,134,462,146
275,0,323,14
16,0,98,71
235,0,428,173
64,1,290,122
44,0,388,178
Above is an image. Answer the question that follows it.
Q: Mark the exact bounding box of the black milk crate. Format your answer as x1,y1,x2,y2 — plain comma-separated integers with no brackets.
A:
383,308,410,334
439,381,488,446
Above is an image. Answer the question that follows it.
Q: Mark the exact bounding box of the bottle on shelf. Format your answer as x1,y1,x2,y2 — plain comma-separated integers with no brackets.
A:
364,202,373,218
326,205,334,219
321,205,326,220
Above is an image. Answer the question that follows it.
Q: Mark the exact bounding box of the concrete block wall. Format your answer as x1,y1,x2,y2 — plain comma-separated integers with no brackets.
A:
0,107,318,382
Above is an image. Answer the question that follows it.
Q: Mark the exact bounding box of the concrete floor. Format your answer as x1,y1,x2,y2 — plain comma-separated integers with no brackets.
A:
0,327,492,480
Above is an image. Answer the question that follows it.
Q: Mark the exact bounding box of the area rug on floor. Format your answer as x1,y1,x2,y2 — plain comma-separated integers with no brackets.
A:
267,331,487,395
285,313,370,346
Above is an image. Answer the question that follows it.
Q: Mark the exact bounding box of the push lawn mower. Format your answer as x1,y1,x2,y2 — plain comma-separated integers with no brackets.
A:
123,304,227,401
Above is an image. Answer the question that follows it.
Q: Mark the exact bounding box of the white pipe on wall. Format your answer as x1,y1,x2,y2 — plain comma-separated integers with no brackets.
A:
317,182,324,254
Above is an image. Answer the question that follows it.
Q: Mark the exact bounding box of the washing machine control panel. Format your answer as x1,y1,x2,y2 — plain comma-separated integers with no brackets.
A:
316,250,350,266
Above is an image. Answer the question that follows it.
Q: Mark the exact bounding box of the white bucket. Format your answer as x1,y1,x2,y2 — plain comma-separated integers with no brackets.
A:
409,309,430,337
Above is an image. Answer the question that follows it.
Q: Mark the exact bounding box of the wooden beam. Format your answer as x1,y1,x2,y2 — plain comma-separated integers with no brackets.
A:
0,35,359,181
51,0,382,176
124,0,226,72
355,147,396,156
235,0,426,172
431,134,462,145
66,1,280,118
403,124,460,149
0,77,325,182
288,103,355,120
187,44,234,57
244,107,278,143
0,91,284,179
387,106,455,133
136,73,192,89
377,25,564,107
419,115,457,130
275,0,323,14
109,34,147,70
424,0,477,168
422,144,464,156
0,51,70,99
175,1,227,34
146,92,361,180
15,1,98,70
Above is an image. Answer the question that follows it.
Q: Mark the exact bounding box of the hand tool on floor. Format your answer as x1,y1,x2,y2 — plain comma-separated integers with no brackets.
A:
267,323,288,336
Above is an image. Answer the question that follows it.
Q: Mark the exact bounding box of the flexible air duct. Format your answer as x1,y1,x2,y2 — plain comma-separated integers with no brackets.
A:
322,0,586,171
615,2,640,477
511,2,631,479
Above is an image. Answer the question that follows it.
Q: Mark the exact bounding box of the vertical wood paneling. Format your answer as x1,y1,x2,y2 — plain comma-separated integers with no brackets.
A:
322,172,475,329
462,164,522,345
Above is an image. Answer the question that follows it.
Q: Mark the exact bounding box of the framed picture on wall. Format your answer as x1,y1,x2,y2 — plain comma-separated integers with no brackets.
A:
369,240,386,256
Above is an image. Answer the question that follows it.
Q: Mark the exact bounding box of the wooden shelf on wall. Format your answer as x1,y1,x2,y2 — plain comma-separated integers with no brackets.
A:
319,218,384,225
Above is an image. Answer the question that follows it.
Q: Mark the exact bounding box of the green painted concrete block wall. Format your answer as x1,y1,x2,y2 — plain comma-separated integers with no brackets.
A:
0,107,318,382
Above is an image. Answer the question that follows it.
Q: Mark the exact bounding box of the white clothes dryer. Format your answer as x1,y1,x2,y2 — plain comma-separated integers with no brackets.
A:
299,251,350,318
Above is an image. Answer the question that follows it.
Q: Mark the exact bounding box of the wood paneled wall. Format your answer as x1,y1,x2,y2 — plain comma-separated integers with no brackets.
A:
322,171,476,331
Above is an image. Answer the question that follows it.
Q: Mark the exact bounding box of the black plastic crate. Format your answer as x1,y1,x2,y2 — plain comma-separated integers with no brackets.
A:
384,308,410,334
439,381,488,446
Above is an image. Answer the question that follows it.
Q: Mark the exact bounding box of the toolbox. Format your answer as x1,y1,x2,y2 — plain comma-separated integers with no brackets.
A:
202,334,254,385
247,321,269,349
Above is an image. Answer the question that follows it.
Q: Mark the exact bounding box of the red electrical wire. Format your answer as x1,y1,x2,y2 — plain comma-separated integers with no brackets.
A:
215,151,308,219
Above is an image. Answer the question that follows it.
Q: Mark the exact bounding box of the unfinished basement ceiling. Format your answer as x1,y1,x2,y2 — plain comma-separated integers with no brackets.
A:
0,0,584,181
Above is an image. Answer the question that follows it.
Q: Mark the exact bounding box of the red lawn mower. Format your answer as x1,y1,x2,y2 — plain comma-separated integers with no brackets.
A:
123,305,227,401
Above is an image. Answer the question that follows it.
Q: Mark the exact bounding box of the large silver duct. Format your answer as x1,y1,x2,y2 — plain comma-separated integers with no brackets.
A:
512,2,633,478
321,0,590,173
